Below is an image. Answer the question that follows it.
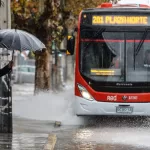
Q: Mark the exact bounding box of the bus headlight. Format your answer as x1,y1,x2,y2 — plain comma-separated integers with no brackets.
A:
77,84,94,101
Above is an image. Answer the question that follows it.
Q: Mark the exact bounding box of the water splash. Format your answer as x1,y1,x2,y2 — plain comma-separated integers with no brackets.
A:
12,83,84,125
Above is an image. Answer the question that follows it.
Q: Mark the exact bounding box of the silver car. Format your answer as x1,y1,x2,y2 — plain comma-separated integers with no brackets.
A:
12,65,35,83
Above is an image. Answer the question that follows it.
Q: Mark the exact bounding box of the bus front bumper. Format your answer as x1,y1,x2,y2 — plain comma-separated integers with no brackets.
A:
75,96,150,116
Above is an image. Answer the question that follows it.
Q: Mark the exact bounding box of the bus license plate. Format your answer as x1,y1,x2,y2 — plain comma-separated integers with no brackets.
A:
116,106,133,114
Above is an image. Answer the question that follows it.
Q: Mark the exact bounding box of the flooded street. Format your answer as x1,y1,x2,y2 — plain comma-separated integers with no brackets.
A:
0,133,48,150
54,116,150,150
4,83,150,149
13,116,150,150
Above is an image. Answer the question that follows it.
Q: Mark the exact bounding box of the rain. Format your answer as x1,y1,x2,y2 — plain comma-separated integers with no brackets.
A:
1,0,150,150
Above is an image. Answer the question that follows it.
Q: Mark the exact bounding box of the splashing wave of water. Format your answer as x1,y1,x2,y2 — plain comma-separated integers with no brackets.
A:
12,83,84,125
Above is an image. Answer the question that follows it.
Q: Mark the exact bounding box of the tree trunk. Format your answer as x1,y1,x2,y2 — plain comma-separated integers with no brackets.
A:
34,49,50,94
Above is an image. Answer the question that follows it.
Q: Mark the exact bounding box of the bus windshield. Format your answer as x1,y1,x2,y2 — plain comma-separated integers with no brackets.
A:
80,27,150,83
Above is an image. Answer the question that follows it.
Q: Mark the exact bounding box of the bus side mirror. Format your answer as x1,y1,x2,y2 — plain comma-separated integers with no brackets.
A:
67,36,75,55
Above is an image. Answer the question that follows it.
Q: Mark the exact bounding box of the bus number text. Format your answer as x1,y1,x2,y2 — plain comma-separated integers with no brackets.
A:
107,96,117,101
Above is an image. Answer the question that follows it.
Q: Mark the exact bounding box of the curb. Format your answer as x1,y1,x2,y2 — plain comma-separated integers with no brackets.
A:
44,134,57,150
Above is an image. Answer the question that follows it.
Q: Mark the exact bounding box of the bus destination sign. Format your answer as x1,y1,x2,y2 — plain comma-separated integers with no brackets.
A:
92,15,149,26
91,69,121,76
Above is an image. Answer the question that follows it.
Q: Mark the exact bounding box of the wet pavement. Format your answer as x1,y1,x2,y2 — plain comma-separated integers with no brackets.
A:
7,83,150,150
1,116,150,150
54,129,150,150
54,116,150,150
0,133,48,150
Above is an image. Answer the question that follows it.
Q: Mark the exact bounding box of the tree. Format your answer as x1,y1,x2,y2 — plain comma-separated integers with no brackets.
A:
11,0,109,93
11,0,63,93
62,0,110,31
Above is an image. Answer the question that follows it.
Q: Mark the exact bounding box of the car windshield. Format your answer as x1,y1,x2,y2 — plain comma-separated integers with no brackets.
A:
80,27,150,82
18,67,29,72
29,67,35,73
18,66,35,73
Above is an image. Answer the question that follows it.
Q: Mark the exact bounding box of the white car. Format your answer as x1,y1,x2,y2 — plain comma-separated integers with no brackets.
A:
12,65,35,83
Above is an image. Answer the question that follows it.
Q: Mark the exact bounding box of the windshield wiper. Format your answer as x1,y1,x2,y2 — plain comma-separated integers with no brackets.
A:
82,27,106,50
135,28,150,56
134,39,136,70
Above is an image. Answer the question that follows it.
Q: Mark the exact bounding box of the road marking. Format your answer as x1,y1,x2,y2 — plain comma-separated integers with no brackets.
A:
43,134,57,150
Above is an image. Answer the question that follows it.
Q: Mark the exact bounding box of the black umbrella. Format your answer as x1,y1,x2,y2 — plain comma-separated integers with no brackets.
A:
0,29,45,52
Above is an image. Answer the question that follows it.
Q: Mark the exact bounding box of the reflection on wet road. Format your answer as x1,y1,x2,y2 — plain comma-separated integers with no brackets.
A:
0,133,48,150
54,116,150,150
11,84,150,149
3,116,150,150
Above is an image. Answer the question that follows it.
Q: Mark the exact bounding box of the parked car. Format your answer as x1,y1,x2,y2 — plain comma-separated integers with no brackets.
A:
12,65,35,83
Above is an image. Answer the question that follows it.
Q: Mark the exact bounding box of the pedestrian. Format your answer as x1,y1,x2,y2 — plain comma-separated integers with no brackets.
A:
0,61,13,77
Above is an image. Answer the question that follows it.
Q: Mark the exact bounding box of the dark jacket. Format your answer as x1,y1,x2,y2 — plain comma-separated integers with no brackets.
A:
0,64,11,77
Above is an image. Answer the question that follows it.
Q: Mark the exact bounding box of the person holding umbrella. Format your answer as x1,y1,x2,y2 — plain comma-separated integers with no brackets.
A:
0,60,13,77
0,29,45,133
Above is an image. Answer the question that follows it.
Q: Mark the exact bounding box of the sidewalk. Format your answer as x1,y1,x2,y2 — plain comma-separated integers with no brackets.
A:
10,81,73,150
12,83,34,96
12,79,74,95
0,133,56,150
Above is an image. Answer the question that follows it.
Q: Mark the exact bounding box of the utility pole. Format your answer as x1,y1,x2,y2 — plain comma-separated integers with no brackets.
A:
0,0,11,29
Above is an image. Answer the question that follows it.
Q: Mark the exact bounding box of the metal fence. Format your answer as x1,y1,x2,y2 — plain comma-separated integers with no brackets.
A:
0,49,12,133
0,0,13,133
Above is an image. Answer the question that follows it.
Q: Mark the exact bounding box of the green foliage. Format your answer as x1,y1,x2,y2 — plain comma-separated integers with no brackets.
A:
11,0,111,91
28,51,35,59
11,0,110,49
11,0,63,49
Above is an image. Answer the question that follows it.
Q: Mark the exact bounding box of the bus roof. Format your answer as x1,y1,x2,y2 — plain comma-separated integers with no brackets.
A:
113,3,150,8
117,0,150,5
81,2,150,13
97,3,150,8
81,1,150,12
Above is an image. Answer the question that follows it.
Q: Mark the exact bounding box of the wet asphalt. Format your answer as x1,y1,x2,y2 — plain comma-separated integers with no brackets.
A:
0,132,48,150
4,83,150,150
54,116,150,150
12,116,150,150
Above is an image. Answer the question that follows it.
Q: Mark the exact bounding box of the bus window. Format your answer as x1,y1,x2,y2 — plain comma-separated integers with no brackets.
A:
80,28,150,82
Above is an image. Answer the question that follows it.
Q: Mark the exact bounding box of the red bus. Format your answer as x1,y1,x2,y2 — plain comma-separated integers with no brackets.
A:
67,2,150,116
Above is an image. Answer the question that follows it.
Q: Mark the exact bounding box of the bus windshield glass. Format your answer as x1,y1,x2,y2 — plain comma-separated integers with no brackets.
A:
80,26,150,82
